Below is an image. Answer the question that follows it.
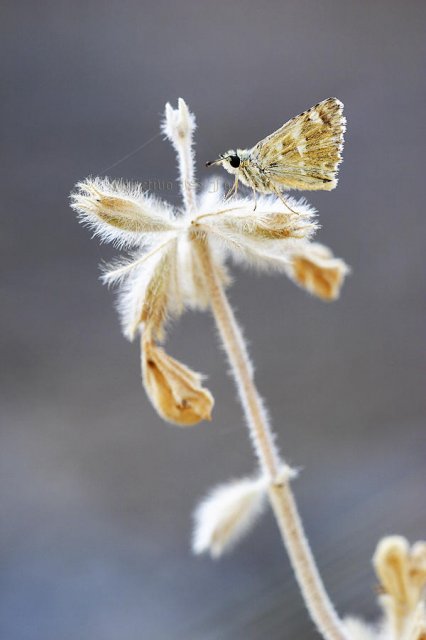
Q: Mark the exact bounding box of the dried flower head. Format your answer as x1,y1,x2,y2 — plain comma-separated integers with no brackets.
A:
70,98,349,426
375,536,426,637
345,537,426,640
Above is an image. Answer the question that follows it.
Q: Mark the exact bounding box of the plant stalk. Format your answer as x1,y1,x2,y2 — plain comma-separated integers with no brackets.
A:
195,237,347,640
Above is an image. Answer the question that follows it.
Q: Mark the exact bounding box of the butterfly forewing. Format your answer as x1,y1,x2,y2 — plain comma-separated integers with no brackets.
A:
252,98,346,191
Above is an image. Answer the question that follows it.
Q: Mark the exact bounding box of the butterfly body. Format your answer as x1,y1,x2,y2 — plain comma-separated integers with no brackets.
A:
207,98,346,200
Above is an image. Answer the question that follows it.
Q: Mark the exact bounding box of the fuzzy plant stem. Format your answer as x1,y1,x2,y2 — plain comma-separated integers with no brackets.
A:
164,98,197,215
195,237,348,640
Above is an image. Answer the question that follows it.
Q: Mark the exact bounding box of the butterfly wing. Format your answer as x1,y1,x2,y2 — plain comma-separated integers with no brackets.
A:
252,98,346,191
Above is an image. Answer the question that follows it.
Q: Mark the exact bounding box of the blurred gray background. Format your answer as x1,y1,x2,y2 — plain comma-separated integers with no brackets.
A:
1,1,425,639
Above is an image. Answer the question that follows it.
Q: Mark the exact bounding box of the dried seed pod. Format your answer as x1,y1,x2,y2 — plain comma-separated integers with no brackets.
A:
142,340,213,426
286,242,349,300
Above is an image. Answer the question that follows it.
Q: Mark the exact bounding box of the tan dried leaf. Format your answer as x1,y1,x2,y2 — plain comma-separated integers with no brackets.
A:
142,340,214,426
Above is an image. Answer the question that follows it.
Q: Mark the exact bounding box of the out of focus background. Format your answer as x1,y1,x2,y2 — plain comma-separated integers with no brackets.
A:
1,1,425,639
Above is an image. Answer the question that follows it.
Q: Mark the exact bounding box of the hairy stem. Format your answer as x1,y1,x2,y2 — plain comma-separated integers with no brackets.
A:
195,237,347,640
179,139,197,214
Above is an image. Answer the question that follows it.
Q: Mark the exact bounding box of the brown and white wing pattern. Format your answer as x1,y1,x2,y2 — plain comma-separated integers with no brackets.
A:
252,98,346,191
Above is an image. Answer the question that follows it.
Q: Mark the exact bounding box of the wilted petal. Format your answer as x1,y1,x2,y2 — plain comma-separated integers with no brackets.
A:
286,242,350,300
192,476,267,558
71,177,178,246
142,340,214,426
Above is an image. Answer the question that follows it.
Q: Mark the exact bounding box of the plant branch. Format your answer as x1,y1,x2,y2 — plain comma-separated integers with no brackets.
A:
194,236,348,640
164,98,197,214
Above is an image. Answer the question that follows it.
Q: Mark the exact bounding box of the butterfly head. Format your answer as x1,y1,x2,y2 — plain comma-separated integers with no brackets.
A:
206,150,242,175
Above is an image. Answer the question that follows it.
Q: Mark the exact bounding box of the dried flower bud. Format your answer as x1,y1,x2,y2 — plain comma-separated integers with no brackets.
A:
192,476,267,558
163,97,196,146
286,242,350,301
71,178,177,239
142,340,213,426
344,538,426,640
374,536,426,613
216,202,316,243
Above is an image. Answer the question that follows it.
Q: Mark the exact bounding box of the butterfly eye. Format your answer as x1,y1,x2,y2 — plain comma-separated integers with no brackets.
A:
228,155,241,168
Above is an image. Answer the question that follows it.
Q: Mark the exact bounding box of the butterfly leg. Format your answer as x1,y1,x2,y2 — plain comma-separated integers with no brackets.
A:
252,186,258,211
225,176,239,201
272,185,300,215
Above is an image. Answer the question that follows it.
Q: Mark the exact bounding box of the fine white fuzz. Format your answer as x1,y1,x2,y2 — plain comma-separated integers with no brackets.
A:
343,617,382,640
192,476,267,558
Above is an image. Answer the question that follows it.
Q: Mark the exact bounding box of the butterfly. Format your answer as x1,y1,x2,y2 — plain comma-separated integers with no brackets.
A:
206,97,346,210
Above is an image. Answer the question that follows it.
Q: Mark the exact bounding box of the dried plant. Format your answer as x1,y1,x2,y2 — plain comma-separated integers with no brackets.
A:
345,537,426,640
71,99,424,640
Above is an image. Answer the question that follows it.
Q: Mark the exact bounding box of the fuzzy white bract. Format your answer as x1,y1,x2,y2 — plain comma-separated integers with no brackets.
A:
192,476,267,558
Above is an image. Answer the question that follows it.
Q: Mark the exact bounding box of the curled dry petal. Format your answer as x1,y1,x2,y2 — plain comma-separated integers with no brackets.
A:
142,340,214,426
192,476,267,558
286,242,350,301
